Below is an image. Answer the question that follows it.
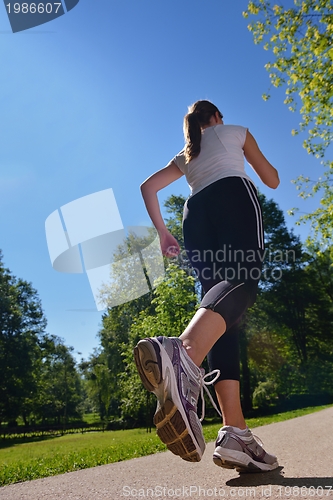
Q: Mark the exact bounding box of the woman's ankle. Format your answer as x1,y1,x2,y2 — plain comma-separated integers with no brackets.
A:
180,341,201,367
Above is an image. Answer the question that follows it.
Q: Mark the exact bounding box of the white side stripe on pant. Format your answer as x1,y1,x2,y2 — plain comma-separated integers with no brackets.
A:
241,178,264,250
213,282,245,309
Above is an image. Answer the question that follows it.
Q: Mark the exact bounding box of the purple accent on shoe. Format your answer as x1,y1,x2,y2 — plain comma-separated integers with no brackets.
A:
227,432,266,463
134,336,207,462
147,337,163,370
213,426,278,472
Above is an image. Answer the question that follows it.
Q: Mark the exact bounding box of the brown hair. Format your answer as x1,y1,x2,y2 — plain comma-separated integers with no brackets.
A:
183,100,222,163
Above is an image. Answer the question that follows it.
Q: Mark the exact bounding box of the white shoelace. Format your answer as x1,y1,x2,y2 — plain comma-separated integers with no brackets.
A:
199,369,222,422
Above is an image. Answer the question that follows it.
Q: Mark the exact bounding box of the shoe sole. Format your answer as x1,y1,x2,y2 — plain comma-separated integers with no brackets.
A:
134,338,203,462
213,450,279,473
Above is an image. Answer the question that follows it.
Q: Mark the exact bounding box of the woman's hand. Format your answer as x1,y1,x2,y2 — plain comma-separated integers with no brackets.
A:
158,229,180,258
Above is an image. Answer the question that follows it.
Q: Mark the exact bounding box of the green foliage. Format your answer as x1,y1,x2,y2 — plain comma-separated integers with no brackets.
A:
244,1,333,248
149,265,198,335
258,192,303,288
98,228,160,309
252,380,278,408
244,0,333,395
164,195,186,248
0,251,83,425
33,336,83,424
290,164,333,253
119,264,198,424
80,349,120,421
87,228,159,421
90,195,200,425
243,195,333,403
244,0,333,157
247,245,333,398
91,265,154,423
0,251,46,423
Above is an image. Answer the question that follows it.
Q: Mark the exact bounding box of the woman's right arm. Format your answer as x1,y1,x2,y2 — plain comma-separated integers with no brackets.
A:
141,162,184,256
243,131,280,189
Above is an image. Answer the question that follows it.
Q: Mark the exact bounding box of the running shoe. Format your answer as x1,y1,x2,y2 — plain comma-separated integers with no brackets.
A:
134,336,219,462
213,426,279,472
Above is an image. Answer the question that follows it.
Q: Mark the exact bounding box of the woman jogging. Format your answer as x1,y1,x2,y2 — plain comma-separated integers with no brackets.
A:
134,100,280,473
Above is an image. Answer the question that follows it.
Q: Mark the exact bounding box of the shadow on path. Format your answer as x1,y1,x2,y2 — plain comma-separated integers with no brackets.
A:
227,467,333,489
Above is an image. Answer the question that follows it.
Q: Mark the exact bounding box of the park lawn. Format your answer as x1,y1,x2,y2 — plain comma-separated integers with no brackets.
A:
0,428,166,466
0,405,331,486
202,405,332,442
0,429,166,485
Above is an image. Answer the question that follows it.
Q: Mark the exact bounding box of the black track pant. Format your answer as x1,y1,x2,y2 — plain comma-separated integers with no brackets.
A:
182,177,264,382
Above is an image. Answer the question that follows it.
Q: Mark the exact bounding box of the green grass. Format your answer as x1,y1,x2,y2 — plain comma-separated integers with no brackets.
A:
202,405,332,442
0,405,331,487
0,429,166,486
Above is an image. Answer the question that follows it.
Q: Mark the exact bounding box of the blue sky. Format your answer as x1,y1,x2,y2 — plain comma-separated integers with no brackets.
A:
0,0,323,360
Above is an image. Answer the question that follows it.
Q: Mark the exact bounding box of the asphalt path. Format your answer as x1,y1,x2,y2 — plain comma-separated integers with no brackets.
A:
1,407,332,500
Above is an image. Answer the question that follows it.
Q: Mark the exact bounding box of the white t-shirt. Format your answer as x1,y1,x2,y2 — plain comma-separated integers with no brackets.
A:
170,124,254,196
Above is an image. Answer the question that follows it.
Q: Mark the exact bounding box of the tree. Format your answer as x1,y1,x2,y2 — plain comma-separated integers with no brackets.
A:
239,193,303,408
259,249,333,396
164,195,186,249
244,0,333,157
94,194,199,426
119,264,198,425
0,251,47,424
95,231,158,423
291,170,333,253
246,219,333,403
98,228,160,309
243,0,333,249
258,192,303,287
0,252,83,426
34,335,83,425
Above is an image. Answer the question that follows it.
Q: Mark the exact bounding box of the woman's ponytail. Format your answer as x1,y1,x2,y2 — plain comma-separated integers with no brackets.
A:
183,100,222,164
184,112,201,164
